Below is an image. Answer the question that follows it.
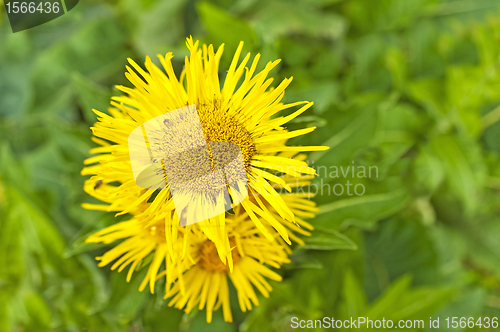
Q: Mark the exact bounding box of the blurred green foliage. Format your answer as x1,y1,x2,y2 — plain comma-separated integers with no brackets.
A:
2,0,500,331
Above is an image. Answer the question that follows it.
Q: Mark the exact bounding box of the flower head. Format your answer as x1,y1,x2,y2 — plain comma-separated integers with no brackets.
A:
166,233,288,323
82,37,327,256
83,38,326,322
87,208,290,323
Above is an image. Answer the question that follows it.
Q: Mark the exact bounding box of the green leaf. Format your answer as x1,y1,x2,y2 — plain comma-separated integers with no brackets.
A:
23,291,53,330
197,1,257,55
31,17,128,108
363,216,440,297
407,78,447,120
411,146,444,195
132,0,189,57
310,108,378,166
64,231,107,258
385,48,407,91
315,189,409,230
367,275,453,322
432,287,486,326
340,269,368,317
142,299,184,332
0,292,11,332
0,187,24,284
72,73,113,124
302,228,358,250
107,270,150,325
285,252,324,270
251,0,346,41
286,81,339,115
185,309,236,332
79,255,111,314
0,63,33,118
429,134,484,214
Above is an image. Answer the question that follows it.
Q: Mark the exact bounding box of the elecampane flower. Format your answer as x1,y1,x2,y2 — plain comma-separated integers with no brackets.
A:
85,215,199,295
166,210,291,323
85,192,317,325
87,206,292,323
82,37,327,254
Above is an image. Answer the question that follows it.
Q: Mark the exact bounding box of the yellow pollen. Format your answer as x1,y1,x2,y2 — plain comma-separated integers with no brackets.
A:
197,103,255,170
199,238,240,272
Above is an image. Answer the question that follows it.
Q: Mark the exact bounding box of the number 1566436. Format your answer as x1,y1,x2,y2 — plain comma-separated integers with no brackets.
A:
5,2,60,14
445,317,498,329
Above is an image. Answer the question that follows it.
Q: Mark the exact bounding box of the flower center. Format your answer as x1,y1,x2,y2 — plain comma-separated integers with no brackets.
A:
197,104,255,170
199,238,240,272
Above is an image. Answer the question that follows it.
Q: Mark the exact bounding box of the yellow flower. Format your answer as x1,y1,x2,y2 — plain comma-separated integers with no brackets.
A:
82,36,327,266
85,192,319,322
165,212,290,323
85,216,199,295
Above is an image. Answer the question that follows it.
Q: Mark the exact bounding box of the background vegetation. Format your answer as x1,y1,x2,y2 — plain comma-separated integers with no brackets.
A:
1,0,500,330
